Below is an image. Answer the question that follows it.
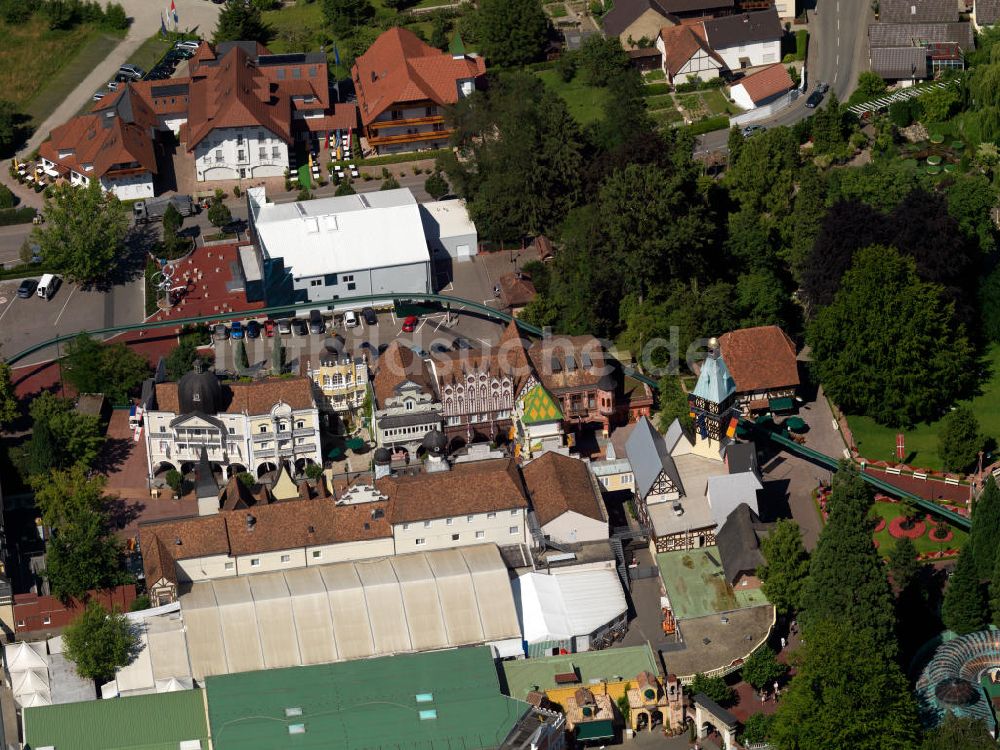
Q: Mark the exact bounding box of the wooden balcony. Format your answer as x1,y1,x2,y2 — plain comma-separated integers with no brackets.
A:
366,128,453,147
370,114,445,129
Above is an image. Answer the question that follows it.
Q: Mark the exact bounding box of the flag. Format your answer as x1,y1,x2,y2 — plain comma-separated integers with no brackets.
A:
726,416,738,439
160,11,167,37
333,43,340,66
170,0,178,25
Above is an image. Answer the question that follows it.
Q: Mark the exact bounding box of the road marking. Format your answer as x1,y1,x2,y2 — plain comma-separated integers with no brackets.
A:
837,18,840,30
53,285,77,326
0,297,16,325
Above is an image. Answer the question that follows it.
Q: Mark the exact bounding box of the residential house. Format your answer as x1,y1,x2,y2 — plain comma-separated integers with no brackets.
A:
39,87,160,199
353,28,486,154
419,199,479,262
498,271,538,315
304,342,369,415
603,0,739,49
655,24,725,83
716,502,772,586
974,0,1000,29
729,63,796,109
380,458,530,552
371,340,443,456
869,0,971,79
717,325,799,414
522,451,609,545
703,9,783,70
13,585,137,640
246,186,432,306
142,365,322,482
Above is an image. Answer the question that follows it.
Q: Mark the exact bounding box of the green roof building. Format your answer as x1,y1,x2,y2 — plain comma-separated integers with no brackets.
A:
205,646,530,750
520,385,563,425
23,689,209,750
501,645,659,700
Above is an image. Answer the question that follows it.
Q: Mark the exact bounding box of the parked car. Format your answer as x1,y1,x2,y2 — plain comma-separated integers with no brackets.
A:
411,345,429,359
292,318,309,336
402,315,418,333
805,90,824,109
117,64,145,80
361,306,377,325
246,320,261,339
308,309,325,334
277,318,292,335
213,324,229,341
343,310,359,328
741,124,765,137
107,81,119,91
175,40,200,50
113,73,131,83
92,90,107,101
230,321,244,339
264,320,275,337
431,342,449,354
816,81,830,94
16,278,38,299
453,337,472,350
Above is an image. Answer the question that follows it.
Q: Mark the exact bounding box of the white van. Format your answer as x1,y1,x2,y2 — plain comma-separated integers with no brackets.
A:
344,310,359,328
36,274,61,300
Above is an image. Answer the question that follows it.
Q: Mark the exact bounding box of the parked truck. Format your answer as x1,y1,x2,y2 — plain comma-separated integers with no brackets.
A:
132,195,196,223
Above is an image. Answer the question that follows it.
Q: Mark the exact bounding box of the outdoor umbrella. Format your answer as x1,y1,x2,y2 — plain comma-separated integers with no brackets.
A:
785,416,807,433
327,447,343,459
345,437,365,451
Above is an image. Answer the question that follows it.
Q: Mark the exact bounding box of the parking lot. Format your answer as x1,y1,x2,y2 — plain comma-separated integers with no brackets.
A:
0,275,144,366
212,304,509,373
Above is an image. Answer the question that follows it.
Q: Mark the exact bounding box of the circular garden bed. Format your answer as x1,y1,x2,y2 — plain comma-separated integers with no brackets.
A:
874,517,887,533
927,155,942,166
930,133,945,144
889,516,927,538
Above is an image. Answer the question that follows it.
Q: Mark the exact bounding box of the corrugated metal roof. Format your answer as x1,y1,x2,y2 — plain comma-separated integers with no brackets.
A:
501,645,659,699
23,689,209,750
205,646,528,750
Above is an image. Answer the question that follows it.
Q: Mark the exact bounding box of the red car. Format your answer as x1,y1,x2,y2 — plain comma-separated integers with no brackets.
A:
402,315,418,333
264,319,275,337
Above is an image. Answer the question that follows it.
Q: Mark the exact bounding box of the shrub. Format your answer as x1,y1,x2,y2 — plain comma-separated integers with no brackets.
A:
425,171,449,199
305,463,324,480
0,207,36,226
165,469,183,494
297,188,313,201
0,183,15,209
683,115,730,136
643,83,671,96
237,472,256,488
795,29,808,60
129,595,151,612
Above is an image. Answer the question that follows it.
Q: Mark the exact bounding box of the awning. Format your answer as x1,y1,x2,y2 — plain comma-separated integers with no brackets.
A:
576,719,615,741
785,416,807,432
345,437,365,451
769,397,794,413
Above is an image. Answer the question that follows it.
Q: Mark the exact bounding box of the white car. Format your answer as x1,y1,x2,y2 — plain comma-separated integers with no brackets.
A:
344,310,359,328
175,40,200,50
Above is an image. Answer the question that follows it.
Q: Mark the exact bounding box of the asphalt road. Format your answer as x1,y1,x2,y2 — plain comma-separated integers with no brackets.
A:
695,0,873,156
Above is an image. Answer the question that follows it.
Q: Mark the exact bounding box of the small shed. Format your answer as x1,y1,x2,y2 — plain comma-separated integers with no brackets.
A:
419,200,478,261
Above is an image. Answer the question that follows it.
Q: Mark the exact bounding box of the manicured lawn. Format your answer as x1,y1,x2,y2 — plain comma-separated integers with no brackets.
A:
643,69,666,82
536,69,613,126
702,87,742,116
645,93,675,110
651,108,683,126
871,501,967,557
129,35,172,76
548,4,569,17
0,17,113,121
846,344,1000,471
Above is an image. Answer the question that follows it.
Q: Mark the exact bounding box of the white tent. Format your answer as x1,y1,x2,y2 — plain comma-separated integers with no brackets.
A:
12,669,49,697
515,569,628,649
5,642,48,673
19,690,52,708
155,676,192,692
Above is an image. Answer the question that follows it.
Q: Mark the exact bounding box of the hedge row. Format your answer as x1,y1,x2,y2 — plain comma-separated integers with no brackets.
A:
329,148,451,168
0,263,52,281
0,207,37,226
682,115,731,136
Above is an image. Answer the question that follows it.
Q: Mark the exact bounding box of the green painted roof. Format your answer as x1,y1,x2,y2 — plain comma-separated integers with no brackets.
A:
206,646,528,750
501,645,658,700
23,689,209,750
520,385,563,425
576,719,615,740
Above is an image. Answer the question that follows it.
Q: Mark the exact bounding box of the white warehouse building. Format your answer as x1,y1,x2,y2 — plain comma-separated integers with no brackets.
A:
247,186,433,307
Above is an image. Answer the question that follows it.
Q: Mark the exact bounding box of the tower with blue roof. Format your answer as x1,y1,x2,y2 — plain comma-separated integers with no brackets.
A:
688,337,737,445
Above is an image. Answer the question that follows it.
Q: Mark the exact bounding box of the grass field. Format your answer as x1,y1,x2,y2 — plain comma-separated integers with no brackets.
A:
535,69,612,126
847,344,1000,471
702,87,742,116
0,17,114,122
871,501,967,556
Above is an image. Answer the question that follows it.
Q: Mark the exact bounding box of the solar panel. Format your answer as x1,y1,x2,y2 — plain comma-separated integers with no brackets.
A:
259,53,307,65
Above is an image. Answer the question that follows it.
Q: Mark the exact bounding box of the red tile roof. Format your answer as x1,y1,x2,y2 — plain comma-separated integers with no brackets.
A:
718,325,799,393
522,452,606,526
154,376,315,415
658,23,723,80
733,63,795,105
185,45,292,149
353,27,486,126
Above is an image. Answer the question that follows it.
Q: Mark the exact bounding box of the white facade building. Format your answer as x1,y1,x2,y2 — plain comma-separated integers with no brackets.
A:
194,126,289,182
703,9,783,71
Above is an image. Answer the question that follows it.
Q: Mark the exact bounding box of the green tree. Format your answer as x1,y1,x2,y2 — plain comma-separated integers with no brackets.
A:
887,536,919,593
213,0,271,43
321,0,374,38
161,202,184,256
430,14,448,50
103,2,128,29
380,176,400,190
725,126,799,217
207,198,232,228
656,375,693,433
741,712,774,745
576,35,628,86
971,476,1000,580
26,419,57,477
237,472,256,489
851,71,887,104
236,338,249,370
0,99,26,156
335,180,356,196
741,645,787,690
799,464,897,655
938,405,984,473
769,619,919,750
807,246,975,426
165,337,202,380
811,93,849,156
63,335,149,405
471,0,548,67
424,171,449,199
989,544,1000,627
735,270,790,328
921,714,996,750
689,673,735,707
24,392,104,472
919,84,960,122
0,354,19,428
31,466,109,529
45,509,128,600
33,180,129,284
758,518,810,615
63,603,139,681
941,545,987,635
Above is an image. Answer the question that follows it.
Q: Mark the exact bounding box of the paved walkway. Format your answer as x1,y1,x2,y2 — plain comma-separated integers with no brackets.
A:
19,0,221,157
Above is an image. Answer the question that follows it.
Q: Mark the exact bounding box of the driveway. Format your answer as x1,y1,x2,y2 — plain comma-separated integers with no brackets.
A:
20,0,221,157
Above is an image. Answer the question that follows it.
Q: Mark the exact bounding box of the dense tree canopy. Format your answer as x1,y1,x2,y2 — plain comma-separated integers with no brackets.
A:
214,0,271,43
46,509,128,600
937,405,984,473
469,0,548,67
970,476,1000,580
921,714,997,750
941,545,987,635
63,603,140,681
758,519,810,615
63,335,150,405
807,246,975,426
33,180,129,284
21,392,104,473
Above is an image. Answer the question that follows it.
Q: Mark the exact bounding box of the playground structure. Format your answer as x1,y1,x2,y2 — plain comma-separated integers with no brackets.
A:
149,261,190,311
